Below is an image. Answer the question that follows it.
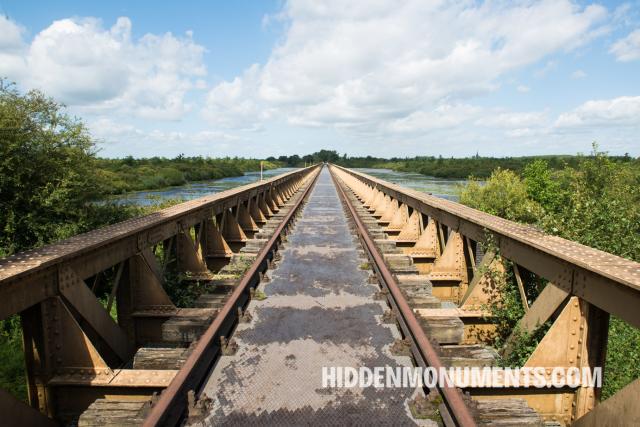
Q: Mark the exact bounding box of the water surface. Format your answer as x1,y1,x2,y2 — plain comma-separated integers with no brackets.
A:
113,167,297,206
354,168,465,201
113,167,465,206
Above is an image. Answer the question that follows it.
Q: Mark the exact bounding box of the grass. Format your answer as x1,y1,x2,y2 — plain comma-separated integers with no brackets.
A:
253,290,268,301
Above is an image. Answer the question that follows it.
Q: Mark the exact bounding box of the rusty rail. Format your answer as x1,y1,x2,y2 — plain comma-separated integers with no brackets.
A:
330,167,477,427
0,165,319,425
330,164,640,426
0,167,315,320
143,166,322,426
332,165,640,329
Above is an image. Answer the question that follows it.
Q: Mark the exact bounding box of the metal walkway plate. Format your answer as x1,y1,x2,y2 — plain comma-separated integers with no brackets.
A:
202,169,427,426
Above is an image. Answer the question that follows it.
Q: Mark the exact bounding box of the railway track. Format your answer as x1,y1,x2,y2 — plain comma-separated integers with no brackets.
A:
330,166,543,426
150,166,537,426
1,164,637,426
137,167,321,426
74,168,322,427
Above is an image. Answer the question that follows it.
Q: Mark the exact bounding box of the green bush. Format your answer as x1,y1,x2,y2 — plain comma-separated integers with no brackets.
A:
459,169,543,223
0,317,26,402
95,157,281,194
457,148,640,400
0,82,283,402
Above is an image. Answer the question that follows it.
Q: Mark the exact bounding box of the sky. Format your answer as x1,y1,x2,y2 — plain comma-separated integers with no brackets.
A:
1,0,639,158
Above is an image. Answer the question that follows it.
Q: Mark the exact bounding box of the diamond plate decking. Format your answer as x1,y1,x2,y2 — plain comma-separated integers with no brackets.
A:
201,168,429,426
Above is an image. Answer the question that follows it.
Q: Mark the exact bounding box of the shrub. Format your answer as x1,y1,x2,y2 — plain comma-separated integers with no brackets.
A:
457,149,640,398
458,168,543,223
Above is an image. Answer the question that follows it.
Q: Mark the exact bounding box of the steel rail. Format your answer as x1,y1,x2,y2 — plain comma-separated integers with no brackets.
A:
330,164,640,332
330,166,477,427
143,166,321,427
0,167,313,283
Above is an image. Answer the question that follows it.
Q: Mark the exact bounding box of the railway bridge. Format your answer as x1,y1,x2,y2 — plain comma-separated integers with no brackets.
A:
0,165,638,426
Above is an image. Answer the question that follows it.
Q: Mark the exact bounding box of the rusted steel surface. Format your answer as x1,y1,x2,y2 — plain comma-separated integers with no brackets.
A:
142,167,321,427
201,168,421,425
335,166,639,291
0,167,313,320
0,389,59,427
333,165,640,328
0,168,309,283
331,166,478,427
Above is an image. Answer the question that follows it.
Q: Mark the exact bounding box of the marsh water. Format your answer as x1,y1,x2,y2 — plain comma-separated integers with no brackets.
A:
113,167,297,206
114,167,464,206
353,168,464,201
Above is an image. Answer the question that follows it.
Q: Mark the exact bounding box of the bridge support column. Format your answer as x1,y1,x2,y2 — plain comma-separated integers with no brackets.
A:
265,189,279,213
407,218,441,274
379,198,398,226
236,202,259,239
427,230,469,304
521,296,609,424
21,303,53,417
250,195,267,225
202,217,233,271
396,210,421,242
272,186,285,207
222,209,247,252
386,203,409,237
574,302,609,421
176,224,209,277
117,254,176,347
258,193,273,218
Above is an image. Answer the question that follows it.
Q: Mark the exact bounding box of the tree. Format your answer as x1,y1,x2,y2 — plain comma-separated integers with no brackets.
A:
0,81,130,256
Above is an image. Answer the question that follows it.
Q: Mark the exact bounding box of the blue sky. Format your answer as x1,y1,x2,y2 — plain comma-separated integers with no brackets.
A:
1,0,639,158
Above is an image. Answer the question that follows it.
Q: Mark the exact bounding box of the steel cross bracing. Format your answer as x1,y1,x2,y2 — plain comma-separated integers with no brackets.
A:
329,164,640,427
0,165,320,426
198,168,425,425
0,163,638,426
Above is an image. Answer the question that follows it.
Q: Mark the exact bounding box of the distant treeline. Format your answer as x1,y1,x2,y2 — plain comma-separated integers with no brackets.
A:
96,157,281,194
271,150,638,179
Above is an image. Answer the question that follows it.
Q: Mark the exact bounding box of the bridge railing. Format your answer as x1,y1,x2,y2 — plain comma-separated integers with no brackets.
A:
332,164,640,426
0,165,317,422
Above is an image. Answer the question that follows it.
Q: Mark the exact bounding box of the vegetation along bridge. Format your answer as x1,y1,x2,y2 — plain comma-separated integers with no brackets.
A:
0,165,638,426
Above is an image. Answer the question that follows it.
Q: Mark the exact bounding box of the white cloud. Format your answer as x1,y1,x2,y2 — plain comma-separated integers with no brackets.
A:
555,96,640,127
610,29,640,61
201,64,268,131
534,60,558,78
505,127,549,138
0,16,28,77
477,111,548,128
0,15,25,51
382,103,550,139
612,3,639,28
90,118,239,143
0,16,207,120
517,85,531,92
571,69,587,79
204,0,606,136
385,104,482,133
